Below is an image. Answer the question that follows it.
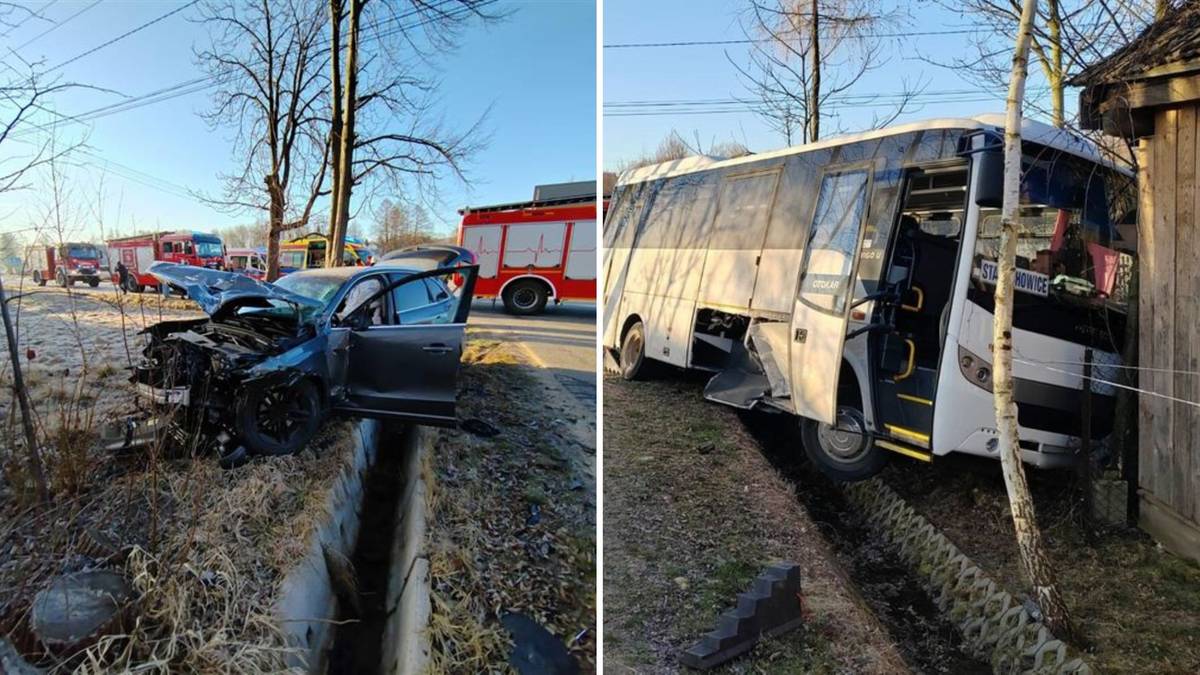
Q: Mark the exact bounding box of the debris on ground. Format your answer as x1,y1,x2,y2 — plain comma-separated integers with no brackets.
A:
679,562,805,670
502,612,581,675
425,339,596,672
30,569,131,654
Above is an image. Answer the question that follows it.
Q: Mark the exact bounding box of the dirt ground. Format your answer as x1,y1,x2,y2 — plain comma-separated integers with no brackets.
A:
602,372,908,675
424,336,597,672
883,453,1200,674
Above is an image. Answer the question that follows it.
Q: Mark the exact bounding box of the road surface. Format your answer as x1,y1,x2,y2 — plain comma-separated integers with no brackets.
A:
468,299,596,407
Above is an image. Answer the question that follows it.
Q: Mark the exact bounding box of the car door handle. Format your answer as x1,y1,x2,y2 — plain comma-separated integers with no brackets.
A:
422,343,453,355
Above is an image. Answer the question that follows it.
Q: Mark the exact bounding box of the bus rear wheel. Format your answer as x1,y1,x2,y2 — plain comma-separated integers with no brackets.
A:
800,405,887,482
502,279,548,315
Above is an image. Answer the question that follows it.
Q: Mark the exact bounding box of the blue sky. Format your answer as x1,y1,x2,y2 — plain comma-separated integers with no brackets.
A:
603,0,1075,170
0,0,596,240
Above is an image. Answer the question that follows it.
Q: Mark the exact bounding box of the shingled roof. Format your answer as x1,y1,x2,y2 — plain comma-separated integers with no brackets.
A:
1069,2,1200,86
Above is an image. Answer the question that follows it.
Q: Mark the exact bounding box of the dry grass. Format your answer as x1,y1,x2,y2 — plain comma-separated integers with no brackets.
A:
425,339,596,673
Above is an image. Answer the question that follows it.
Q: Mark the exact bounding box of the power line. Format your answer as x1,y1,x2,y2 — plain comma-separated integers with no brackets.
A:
0,0,59,39
6,0,495,204
11,0,483,142
14,0,101,50
44,0,200,74
604,28,978,49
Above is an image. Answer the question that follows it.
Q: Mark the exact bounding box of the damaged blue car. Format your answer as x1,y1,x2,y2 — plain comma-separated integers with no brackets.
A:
130,248,478,458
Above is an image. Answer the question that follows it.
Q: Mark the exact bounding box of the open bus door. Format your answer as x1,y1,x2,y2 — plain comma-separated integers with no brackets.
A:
788,165,874,425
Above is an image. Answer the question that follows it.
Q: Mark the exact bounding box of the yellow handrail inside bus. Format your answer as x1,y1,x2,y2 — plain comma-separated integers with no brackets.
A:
901,286,924,312
894,338,916,381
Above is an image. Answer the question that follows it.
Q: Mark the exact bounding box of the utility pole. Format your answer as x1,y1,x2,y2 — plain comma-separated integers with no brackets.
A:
0,276,48,502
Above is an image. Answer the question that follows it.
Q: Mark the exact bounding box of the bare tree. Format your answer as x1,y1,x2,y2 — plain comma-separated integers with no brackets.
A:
730,0,918,145
926,0,1159,128
324,0,496,267
371,198,438,252
615,130,752,174
993,0,1074,640
197,0,331,281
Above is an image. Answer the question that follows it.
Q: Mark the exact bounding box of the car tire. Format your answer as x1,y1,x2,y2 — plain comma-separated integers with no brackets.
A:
618,321,651,381
237,379,324,456
800,405,887,482
502,279,548,315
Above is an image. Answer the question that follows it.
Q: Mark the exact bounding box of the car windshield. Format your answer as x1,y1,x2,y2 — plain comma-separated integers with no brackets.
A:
197,241,223,257
272,272,346,307
67,246,98,259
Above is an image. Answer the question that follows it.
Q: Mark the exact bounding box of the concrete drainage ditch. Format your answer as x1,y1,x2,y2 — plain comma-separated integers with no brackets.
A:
273,419,433,674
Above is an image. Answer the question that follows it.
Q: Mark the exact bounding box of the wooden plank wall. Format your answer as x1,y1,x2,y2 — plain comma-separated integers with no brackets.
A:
1138,105,1200,561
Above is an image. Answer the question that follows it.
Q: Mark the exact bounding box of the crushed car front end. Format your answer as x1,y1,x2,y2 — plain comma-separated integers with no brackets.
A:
128,263,331,458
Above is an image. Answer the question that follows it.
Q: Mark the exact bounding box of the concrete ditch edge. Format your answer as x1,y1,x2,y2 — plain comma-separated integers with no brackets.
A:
843,478,1093,675
380,425,436,675
275,418,380,672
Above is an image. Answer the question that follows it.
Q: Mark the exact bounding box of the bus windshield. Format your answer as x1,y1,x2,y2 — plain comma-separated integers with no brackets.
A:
969,148,1135,352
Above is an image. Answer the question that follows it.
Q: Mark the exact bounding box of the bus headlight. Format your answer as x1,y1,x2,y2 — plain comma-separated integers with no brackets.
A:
958,345,992,392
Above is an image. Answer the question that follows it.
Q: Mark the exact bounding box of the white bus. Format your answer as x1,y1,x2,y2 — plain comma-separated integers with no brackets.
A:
603,114,1135,481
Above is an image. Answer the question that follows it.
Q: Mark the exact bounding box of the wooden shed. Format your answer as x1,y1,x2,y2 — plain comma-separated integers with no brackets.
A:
1073,4,1200,562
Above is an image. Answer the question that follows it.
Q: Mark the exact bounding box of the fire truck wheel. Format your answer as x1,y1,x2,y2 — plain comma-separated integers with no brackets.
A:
619,321,651,381
502,280,548,315
800,406,887,482
56,271,68,287
132,283,145,294
33,271,45,287
87,278,100,288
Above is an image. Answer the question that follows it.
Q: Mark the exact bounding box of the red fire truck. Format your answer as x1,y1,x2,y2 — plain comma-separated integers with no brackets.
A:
457,181,599,315
106,231,226,292
29,242,105,287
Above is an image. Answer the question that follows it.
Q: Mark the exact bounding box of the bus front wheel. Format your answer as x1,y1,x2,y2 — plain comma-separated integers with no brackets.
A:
619,321,651,381
800,406,887,482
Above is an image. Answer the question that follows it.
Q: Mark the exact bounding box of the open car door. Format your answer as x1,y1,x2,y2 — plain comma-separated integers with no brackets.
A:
789,165,873,424
335,265,478,426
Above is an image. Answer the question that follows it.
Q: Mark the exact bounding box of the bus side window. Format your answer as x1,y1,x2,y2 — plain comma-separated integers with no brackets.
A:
797,169,871,315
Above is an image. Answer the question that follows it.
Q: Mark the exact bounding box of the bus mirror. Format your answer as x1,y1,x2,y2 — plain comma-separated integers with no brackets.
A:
974,149,1004,208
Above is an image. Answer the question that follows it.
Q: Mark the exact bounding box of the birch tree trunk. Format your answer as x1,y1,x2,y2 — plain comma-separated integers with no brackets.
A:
994,0,1074,641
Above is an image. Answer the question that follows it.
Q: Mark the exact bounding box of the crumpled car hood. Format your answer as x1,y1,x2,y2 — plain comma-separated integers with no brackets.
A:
148,262,324,319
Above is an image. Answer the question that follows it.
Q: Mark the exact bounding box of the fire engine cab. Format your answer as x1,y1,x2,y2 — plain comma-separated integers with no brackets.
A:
106,231,225,292
457,181,599,315
30,242,105,287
